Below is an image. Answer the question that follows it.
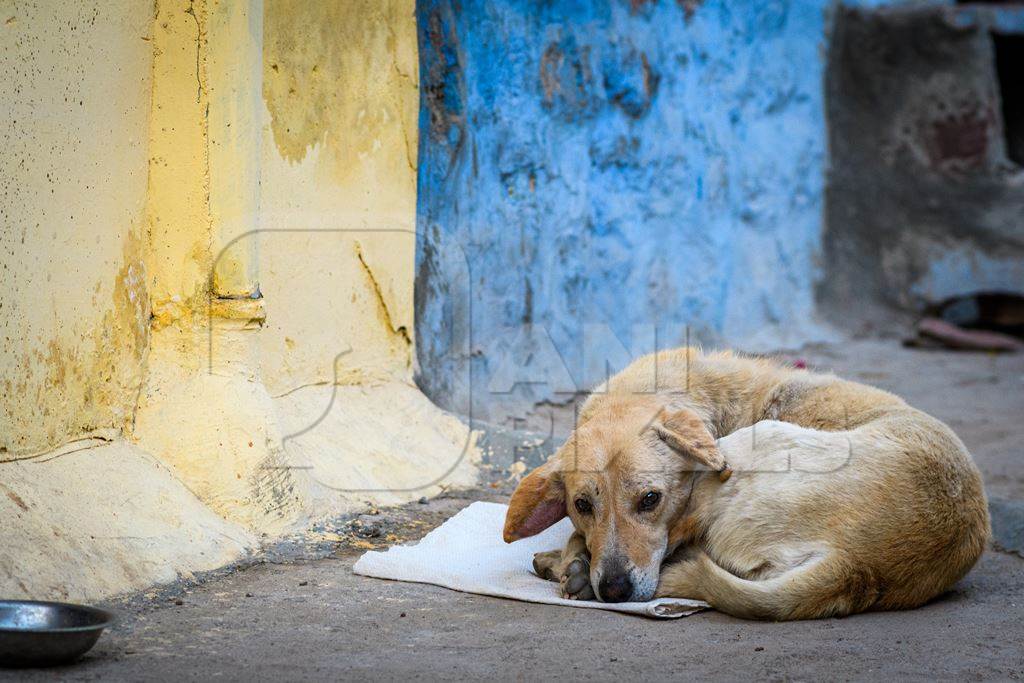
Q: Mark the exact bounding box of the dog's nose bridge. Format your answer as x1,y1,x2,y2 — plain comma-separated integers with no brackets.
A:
588,507,617,557
613,512,656,569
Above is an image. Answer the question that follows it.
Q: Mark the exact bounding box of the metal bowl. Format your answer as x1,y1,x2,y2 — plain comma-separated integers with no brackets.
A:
0,600,114,668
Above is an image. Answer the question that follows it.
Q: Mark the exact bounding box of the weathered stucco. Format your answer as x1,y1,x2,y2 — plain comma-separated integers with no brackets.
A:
251,0,476,517
415,0,835,427
2,0,477,600
18,0,1014,605
822,4,1024,324
0,442,254,601
257,0,420,393
132,0,477,536
14,0,1019,606
209,0,263,298
145,0,212,319
133,0,298,535
0,0,254,601
0,0,153,458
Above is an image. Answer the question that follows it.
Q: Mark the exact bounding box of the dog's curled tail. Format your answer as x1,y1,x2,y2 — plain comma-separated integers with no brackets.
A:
657,551,878,621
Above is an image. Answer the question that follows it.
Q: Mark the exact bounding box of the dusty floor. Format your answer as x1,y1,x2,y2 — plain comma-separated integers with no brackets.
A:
5,340,1024,682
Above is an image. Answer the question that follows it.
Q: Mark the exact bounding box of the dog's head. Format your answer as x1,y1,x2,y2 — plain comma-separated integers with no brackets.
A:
503,396,730,602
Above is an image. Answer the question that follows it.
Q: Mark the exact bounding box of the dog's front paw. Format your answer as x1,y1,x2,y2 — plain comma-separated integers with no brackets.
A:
532,549,595,600
532,549,562,580
558,556,595,601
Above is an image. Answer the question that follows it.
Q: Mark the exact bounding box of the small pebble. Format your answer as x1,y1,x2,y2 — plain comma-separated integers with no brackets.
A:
352,516,384,538
245,592,254,598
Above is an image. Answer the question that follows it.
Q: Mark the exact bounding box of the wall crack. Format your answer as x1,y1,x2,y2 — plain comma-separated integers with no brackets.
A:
354,242,412,348
185,0,204,103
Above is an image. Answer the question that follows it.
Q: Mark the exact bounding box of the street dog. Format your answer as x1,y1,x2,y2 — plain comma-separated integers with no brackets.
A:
503,348,990,620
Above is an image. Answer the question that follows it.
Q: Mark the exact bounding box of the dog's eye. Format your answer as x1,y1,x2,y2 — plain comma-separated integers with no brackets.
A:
638,491,661,512
574,498,593,515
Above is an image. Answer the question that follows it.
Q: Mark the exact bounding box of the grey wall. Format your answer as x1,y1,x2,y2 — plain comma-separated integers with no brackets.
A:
822,5,1024,328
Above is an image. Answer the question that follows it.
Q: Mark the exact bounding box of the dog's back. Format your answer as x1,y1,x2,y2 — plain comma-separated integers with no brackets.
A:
690,417,989,618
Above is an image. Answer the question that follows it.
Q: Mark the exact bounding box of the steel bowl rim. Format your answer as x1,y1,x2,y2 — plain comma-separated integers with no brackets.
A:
0,600,115,634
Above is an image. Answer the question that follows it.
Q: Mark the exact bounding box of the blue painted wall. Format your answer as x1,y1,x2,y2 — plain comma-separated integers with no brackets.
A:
415,0,834,425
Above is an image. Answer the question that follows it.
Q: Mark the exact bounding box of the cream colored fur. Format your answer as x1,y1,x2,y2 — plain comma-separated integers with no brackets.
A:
507,348,990,620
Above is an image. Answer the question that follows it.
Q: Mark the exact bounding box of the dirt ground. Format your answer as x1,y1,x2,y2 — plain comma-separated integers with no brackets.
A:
5,340,1024,682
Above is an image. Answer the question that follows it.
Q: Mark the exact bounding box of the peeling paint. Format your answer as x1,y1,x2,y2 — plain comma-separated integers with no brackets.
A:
415,0,834,425
262,0,418,186
4,0,475,568
256,0,420,394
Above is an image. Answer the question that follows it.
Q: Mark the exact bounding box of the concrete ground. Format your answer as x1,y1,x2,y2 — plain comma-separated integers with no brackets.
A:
5,340,1024,682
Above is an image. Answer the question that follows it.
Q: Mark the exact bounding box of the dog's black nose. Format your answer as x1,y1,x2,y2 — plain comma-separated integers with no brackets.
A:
598,573,633,603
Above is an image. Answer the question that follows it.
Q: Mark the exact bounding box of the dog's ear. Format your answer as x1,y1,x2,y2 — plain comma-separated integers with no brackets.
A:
654,409,732,482
503,458,566,543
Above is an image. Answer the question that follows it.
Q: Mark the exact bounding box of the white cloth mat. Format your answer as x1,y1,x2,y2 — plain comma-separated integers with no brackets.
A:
352,501,708,619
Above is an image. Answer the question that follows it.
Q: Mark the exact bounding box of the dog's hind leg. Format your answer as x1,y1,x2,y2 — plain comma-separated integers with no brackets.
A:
656,550,877,620
532,531,595,600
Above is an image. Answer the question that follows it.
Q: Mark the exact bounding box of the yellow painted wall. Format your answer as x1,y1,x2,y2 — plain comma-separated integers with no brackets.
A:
1,0,476,598
256,0,419,394
0,0,154,459
0,0,423,457
133,0,475,532
141,0,419,396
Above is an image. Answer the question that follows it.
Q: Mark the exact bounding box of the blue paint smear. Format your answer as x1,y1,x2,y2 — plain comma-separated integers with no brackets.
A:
415,0,835,424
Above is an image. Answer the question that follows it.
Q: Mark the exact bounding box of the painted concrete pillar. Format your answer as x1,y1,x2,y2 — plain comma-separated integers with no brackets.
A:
209,0,263,300
135,0,476,533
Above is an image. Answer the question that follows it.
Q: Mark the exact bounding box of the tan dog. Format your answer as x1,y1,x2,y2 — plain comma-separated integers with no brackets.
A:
504,348,990,620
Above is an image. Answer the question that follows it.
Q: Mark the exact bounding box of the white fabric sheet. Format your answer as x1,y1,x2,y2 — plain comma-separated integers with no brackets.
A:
352,501,708,619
